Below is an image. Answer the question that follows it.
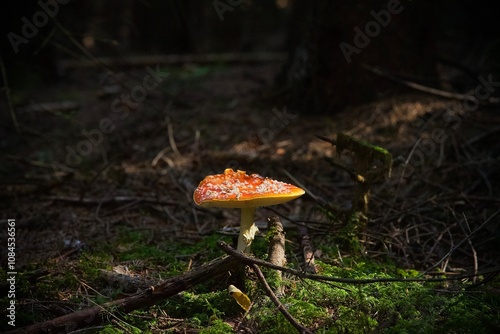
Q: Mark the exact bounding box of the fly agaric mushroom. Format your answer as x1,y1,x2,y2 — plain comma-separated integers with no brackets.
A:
193,168,305,253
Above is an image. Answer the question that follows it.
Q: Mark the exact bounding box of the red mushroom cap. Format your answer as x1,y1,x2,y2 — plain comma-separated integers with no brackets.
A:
193,168,305,208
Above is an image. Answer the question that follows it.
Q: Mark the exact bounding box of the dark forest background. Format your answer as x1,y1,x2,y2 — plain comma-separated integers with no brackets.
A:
2,0,499,112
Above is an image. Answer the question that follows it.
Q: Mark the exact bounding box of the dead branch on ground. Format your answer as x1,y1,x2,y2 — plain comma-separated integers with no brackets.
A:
217,242,500,284
58,52,287,71
17,101,80,113
45,195,181,206
362,63,500,105
6,256,239,334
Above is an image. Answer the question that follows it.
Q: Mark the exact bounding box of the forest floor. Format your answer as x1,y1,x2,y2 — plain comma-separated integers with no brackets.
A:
1,60,500,333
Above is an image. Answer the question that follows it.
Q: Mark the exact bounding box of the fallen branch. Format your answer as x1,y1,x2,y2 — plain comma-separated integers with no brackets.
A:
7,256,239,334
362,63,500,105
217,241,500,284
17,101,80,113
58,52,287,71
45,195,181,206
0,173,73,198
252,264,312,334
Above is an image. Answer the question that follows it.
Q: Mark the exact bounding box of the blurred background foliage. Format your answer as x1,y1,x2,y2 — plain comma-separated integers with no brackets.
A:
2,0,499,110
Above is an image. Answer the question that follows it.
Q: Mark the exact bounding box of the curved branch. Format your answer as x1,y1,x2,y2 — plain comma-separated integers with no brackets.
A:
217,241,499,284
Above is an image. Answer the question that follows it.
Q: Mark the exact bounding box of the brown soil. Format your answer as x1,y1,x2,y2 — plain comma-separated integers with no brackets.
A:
1,61,499,294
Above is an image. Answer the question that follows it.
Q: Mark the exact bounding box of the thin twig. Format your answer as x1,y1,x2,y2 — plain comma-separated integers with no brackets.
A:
95,191,110,236
281,169,340,213
384,138,422,222
281,169,320,203
423,209,500,274
167,118,181,157
0,51,20,133
218,241,499,284
67,326,107,334
79,158,116,201
265,206,330,229
52,17,113,77
252,264,312,334
461,213,478,283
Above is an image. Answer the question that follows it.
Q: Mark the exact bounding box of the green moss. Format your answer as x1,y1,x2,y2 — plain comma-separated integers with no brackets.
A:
335,211,366,252
9,225,498,333
200,319,233,333
248,255,500,334
160,289,240,325
336,132,392,177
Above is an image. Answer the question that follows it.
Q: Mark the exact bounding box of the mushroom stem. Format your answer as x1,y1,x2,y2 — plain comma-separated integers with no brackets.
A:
237,207,258,253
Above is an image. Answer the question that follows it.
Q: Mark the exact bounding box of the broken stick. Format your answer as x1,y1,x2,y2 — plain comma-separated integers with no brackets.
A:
267,216,287,294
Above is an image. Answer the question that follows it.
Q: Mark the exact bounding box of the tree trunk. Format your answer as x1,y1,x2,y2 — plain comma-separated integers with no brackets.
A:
279,0,437,113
